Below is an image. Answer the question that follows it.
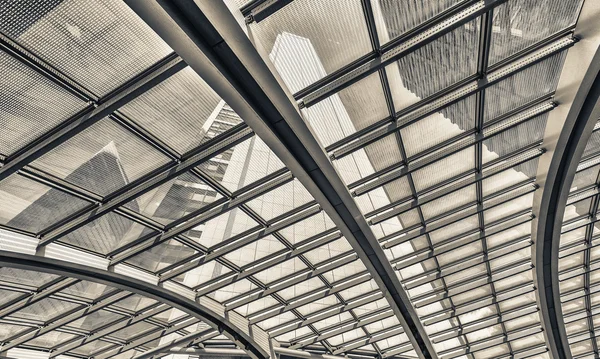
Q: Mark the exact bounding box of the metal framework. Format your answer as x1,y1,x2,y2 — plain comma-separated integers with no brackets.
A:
530,1,600,357
0,0,597,359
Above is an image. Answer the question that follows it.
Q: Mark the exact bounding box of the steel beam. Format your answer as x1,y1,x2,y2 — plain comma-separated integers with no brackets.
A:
122,1,439,357
0,251,270,359
531,1,600,358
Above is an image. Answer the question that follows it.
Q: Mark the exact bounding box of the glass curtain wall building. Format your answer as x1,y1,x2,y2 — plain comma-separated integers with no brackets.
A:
0,0,598,359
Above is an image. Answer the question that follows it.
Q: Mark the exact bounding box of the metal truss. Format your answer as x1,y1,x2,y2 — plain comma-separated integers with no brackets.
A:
0,251,271,359
0,0,596,358
122,0,438,358
531,0,600,357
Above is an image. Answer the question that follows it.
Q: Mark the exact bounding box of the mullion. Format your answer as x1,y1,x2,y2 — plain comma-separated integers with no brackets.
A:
267,291,385,337
380,56,456,354
191,230,341,296
382,184,536,249
364,144,543,221
349,102,551,195
326,33,572,158
161,205,322,285
475,7,512,357
2,290,131,352
50,304,171,357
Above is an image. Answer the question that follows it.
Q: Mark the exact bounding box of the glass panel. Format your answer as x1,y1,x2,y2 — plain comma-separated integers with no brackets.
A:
27,330,78,348
0,323,29,342
253,257,307,284
412,147,475,192
224,235,285,267
126,239,197,273
32,118,171,196
67,309,124,331
114,294,156,312
197,135,285,192
334,134,405,190
59,280,110,301
357,177,412,215
489,0,584,65
302,238,353,265
184,208,260,248
571,165,600,191
0,268,58,288
174,261,230,289
278,212,336,245
0,50,85,156
0,173,91,234
401,95,476,158
484,51,566,122
60,211,156,255
121,69,233,155
371,0,462,44
301,72,388,147
0,0,172,96
483,192,534,223
249,0,371,93
246,179,313,221
583,131,600,159
72,339,114,356
109,321,158,340
482,157,539,197
387,19,479,111
124,172,222,225
211,279,257,302
10,298,79,322
0,289,22,308
322,260,366,283
482,114,549,164
421,185,477,220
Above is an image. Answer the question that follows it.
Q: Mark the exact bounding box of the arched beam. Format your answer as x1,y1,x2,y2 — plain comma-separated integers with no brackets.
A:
0,250,270,359
123,0,437,358
532,1,600,358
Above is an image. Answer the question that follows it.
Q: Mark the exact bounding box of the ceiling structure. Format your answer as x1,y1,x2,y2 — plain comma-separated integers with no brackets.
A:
0,1,599,359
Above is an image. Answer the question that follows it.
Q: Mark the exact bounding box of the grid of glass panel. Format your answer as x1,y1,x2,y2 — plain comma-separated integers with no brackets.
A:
261,0,581,357
0,0,588,358
0,267,225,359
558,120,600,358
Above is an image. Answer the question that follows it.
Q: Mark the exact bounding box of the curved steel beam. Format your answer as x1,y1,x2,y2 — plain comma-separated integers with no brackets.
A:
532,1,600,358
123,0,436,358
0,250,270,359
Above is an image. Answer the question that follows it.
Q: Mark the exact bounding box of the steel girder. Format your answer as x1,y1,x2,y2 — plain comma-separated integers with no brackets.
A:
123,0,437,358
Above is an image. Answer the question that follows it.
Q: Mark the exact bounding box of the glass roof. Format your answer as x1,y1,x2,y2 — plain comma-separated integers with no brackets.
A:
558,119,600,358
0,0,591,358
